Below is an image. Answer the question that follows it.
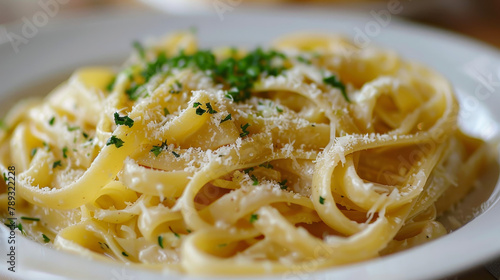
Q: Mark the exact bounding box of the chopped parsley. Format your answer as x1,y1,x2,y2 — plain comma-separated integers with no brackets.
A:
48,117,55,126
193,102,207,115
250,175,259,186
21,216,40,221
17,223,25,235
52,160,62,169
249,214,259,223
172,151,180,158
150,140,168,157
106,77,116,92
158,235,164,249
196,107,206,115
31,148,37,157
323,75,349,102
125,84,145,101
62,147,68,158
239,123,250,138
82,132,89,139
124,47,286,103
42,234,50,243
163,108,170,116
220,113,232,123
67,125,80,132
259,162,273,169
3,173,7,182
169,226,180,238
169,80,182,94
243,167,254,174
297,56,311,64
319,196,325,205
113,112,134,128
205,102,217,114
122,251,129,257
132,41,146,60
106,135,124,148
279,179,288,190
276,107,283,113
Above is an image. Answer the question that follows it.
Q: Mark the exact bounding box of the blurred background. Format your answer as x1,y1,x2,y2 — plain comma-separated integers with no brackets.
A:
0,0,499,48
0,0,499,279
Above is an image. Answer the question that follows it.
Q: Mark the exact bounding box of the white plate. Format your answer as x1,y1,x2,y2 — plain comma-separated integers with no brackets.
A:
1,8,500,280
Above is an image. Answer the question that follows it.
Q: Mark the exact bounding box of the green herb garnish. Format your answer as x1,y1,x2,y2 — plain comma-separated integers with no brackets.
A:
106,136,124,148
62,147,68,158
323,75,349,102
240,123,250,137
106,77,116,92
220,113,232,123
169,80,182,94
196,107,206,116
125,47,286,103
250,175,259,186
169,226,180,238
31,148,37,157
205,102,217,114
249,214,258,223
158,235,164,249
21,216,40,221
42,234,50,243
52,160,62,169
151,140,168,157
113,112,134,128
243,167,254,174
122,251,129,257
172,151,180,158
319,196,325,205
297,56,311,64
17,223,25,235
259,162,273,169
48,117,55,126
279,179,288,190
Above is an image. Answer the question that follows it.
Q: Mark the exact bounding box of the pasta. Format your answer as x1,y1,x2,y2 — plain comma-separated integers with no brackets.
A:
0,31,493,275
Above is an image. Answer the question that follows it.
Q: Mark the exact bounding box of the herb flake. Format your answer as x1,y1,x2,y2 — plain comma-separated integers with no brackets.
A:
114,112,134,128
42,234,50,243
319,196,325,205
48,117,55,126
151,141,168,157
158,235,164,249
249,214,259,223
240,123,250,138
106,136,124,148
323,75,350,102
21,216,40,221
220,113,232,123
52,160,62,169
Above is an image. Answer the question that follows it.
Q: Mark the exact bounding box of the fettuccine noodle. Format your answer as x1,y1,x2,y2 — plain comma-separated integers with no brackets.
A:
0,32,492,275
